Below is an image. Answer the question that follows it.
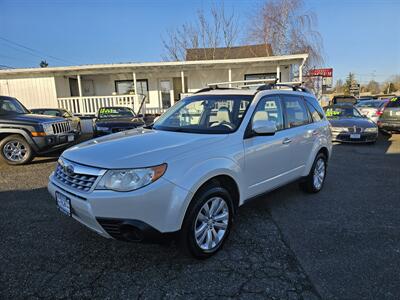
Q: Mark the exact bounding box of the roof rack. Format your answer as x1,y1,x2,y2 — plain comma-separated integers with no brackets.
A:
194,86,239,94
256,82,312,94
195,78,312,95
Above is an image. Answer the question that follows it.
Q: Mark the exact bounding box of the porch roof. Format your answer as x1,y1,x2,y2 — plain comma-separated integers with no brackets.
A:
0,54,308,77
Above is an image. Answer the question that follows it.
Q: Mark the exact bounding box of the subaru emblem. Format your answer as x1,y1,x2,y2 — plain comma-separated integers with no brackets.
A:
64,164,74,176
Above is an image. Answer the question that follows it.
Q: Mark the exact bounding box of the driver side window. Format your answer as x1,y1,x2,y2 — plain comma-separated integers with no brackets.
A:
252,96,284,131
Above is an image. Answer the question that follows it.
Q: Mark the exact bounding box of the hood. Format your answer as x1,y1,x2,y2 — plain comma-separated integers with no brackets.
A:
0,113,64,124
95,117,144,127
329,118,376,128
62,129,227,169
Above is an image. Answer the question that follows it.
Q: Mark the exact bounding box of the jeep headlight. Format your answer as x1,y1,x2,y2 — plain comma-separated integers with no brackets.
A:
42,123,53,135
364,127,377,133
96,164,167,191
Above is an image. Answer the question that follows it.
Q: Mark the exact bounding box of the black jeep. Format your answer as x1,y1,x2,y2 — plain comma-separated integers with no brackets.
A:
0,96,77,165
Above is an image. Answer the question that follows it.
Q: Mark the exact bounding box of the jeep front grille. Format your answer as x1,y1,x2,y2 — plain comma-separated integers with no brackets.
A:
54,162,99,192
51,121,71,135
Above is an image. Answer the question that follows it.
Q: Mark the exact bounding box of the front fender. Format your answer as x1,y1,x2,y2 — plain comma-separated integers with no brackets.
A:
164,157,243,225
0,128,38,152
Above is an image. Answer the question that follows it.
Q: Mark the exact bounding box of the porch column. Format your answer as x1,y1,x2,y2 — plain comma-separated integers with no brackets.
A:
77,74,84,114
133,72,138,112
276,65,281,82
181,70,185,99
228,68,232,87
299,58,306,82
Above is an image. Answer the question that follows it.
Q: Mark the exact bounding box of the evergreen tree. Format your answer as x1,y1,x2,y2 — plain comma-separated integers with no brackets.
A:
343,72,357,95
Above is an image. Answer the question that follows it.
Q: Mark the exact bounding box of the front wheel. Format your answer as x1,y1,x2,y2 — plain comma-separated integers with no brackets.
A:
300,152,327,193
180,183,234,259
0,134,34,165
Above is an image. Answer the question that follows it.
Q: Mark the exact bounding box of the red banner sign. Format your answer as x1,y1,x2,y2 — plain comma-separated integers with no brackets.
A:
309,68,333,77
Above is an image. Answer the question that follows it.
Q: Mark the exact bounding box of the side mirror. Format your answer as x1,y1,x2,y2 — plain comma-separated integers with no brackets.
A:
252,120,277,136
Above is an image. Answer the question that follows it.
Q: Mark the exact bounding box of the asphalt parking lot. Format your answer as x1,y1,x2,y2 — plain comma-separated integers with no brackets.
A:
1,134,399,299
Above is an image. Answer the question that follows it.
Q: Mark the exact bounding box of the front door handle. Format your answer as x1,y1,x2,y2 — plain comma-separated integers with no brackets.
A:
312,130,319,136
282,138,292,144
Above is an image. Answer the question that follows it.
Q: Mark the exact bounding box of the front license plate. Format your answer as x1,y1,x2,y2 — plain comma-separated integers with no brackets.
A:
350,134,361,139
56,192,71,216
67,135,74,142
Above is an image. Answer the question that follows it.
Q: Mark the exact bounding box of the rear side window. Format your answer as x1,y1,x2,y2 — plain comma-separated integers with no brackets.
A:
305,96,325,118
386,97,400,108
282,95,310,128
305,101,322,122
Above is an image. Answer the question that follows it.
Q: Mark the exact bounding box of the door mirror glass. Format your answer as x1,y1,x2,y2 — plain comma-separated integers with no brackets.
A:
252,120,277,135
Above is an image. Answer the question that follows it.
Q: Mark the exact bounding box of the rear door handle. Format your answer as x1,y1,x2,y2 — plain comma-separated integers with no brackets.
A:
312,130,319,136
282,138,292,144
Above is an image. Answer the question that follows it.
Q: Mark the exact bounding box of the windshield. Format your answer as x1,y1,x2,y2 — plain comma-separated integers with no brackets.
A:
333,96,356,104
153,95,252,134
98,107,135,119
0,98,30,115
356,100,386,108
324,106,362,119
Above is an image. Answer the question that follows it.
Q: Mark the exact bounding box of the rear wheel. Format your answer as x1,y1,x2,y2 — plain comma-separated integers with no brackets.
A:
300,152,327,193
0,134,34,165
180,183,234,259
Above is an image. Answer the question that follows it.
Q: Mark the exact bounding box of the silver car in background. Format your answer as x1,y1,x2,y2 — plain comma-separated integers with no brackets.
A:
356,100,388,123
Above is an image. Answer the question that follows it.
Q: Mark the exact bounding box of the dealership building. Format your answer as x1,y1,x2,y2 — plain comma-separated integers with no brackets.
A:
0,45,308,115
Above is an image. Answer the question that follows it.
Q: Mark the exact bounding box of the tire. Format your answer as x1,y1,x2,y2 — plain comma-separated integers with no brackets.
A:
0,134,34,165
300,152,327,193
179,182,234,259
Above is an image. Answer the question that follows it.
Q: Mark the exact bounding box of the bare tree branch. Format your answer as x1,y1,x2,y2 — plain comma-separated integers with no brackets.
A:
248,0,324,70
162,2,239,61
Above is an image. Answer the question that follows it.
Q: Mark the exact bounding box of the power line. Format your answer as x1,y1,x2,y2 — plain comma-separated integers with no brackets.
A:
0,36,74,65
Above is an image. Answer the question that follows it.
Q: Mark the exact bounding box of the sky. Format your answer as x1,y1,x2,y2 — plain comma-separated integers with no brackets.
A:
0,0,399,83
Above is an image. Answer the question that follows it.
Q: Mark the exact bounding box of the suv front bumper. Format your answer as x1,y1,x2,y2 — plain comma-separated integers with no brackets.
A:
47,174,192,240
33,133,78,153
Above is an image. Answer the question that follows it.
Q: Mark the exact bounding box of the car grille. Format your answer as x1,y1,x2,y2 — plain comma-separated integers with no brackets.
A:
348,127,363,133
55,163,98,192
52,121,71,135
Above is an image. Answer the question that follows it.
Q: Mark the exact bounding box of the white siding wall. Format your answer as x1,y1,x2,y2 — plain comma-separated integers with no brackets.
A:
0,76,58,108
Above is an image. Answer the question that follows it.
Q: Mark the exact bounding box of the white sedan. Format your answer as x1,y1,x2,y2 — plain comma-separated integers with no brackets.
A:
356,100,388,123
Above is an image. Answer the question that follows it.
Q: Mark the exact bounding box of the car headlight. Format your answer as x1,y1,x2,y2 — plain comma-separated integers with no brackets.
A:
331,127,348,132
96,126,109,131
42,123,53,135
364,127,378,132
95,164,167,192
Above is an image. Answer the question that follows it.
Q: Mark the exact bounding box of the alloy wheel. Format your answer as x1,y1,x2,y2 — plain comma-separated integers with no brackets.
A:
313,158,325,190
194,196,229,251
3,141,27,162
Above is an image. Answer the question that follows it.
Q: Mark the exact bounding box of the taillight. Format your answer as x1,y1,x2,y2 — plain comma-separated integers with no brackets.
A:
376,102,389,116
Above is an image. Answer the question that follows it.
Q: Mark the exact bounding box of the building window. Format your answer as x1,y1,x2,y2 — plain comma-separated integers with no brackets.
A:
244,73,278,82
115,79,149,103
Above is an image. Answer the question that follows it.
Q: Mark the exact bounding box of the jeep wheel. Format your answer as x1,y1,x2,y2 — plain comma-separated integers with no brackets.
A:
0,135,33,165
180,183,233,259
300,152,327,193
